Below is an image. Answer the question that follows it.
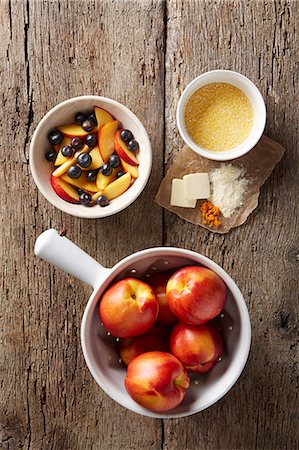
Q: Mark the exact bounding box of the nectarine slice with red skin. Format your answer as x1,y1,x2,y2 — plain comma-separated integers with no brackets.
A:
57,123,89,137
119,325,169,366
99,278,158,338
114,130,139,166
94,106,113,132
51,175,80,203
125,351,190,412
120,157,139,178
98,120,119,162
166,266,227,325
102,172,131,200
170,322,223,374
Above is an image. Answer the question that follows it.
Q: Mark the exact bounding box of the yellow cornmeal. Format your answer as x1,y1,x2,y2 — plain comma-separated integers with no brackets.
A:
185,83,253,151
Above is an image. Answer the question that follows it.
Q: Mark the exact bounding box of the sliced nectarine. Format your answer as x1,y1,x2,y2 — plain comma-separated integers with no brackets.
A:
57,123,89,137
102,172,131,200
94,107,113,132
81,146,103,171
52,145,90,177
121,158,139,178
96,167,118,191
51,175,80,203
91,191,103,202
61,172,98,192
114,130,139,166
54,137,72,166
98,120,119,162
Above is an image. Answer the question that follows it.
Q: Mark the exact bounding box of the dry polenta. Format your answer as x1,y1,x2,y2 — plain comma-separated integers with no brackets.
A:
185,83,253,151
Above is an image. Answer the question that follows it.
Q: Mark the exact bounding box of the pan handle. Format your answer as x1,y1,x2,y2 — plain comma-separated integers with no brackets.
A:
34,229,110,289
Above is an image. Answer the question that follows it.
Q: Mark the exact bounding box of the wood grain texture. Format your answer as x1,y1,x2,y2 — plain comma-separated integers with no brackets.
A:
0,0,298,449
164,1,299,450
1,0,165,449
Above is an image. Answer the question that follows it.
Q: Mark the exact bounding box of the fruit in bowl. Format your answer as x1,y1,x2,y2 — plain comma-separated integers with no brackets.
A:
166,266,227,325
99,278,159,338
149,272,178,325
170,322,223,373
45,106,140,208
125,351,190,412
97,265,228,412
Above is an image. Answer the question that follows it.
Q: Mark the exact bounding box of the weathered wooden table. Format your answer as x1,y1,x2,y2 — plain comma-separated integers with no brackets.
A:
1,1,298,449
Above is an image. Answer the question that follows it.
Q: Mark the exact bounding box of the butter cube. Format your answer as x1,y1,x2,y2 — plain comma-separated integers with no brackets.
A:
183,173,210,200
170,179,197,208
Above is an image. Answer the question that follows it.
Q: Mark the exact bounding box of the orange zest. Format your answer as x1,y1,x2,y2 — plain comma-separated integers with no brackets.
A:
199,200,222,228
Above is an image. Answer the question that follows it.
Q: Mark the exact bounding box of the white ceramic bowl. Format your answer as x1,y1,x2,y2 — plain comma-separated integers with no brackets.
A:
29,96,152,218
35,229,251,418
176,70,266,161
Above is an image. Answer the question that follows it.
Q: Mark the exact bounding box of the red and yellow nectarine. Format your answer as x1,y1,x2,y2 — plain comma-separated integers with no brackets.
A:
125,351,190,412
99,278,158,338
166,266,227,325
50,175,80,203
114,130,139,166
170,322,223,373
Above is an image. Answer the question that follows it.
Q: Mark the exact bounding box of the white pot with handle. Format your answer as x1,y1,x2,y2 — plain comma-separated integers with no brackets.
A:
35,229,251,418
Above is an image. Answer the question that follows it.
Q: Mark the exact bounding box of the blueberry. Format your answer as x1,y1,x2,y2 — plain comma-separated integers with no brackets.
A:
109,154,120,168
71,137,84,150
45,150,57,162
75,112,86,124
116,170,125,179
48,129,63,145
77,188,85,196
86,170,97,182
127,139,139,152
79,192,91,206
81,119,94,132
78,153,92,168
101,163,112,176
61,145,74,157
85,134,97,148
96,195,109,207
67,165,82,179
120,129,133,142
88,113,97,126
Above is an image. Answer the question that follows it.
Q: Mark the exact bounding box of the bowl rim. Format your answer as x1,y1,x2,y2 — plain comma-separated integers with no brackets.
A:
29,95,152,218
176,69,266,161
80,246,252,419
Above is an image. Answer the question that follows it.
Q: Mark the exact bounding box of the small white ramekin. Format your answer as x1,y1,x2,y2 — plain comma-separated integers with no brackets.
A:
29,96,152,218
176,70,266,161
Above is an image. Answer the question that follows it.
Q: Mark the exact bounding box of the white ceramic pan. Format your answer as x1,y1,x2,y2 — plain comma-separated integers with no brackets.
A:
35,229,251,419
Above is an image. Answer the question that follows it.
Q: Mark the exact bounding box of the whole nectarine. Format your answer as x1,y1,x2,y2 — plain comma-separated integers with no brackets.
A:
170,322,223,373
125,351,190,412
166,266,227,325
99,278,158,338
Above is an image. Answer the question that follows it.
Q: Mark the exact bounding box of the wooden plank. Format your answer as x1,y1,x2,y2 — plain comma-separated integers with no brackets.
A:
0,0,165,449
1,0,298,449
164,1,299,449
